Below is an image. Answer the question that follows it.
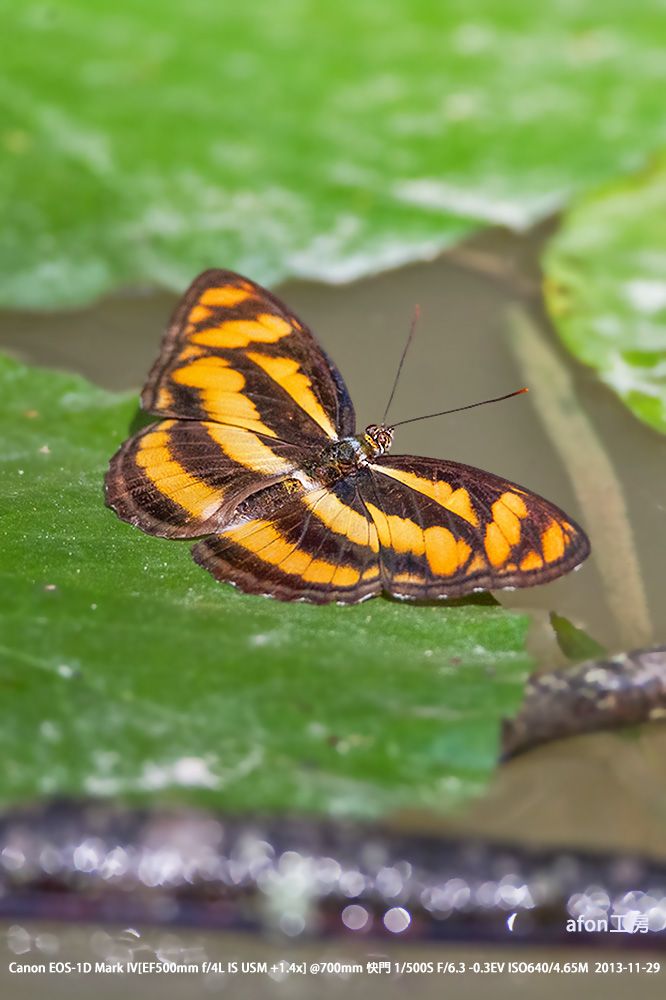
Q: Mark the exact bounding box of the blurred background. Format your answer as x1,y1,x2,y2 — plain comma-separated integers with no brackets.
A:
1,0,666,991
1,0,664,307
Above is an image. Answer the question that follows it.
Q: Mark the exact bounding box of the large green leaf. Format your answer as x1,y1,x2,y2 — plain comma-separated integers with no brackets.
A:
0,354,531,816
544,158,666,435
2,1,665,308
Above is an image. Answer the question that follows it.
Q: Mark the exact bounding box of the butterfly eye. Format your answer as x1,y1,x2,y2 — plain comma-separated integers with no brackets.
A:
362,425,393,456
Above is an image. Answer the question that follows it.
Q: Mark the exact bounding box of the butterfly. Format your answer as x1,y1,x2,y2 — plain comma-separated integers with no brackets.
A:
105,269,590,604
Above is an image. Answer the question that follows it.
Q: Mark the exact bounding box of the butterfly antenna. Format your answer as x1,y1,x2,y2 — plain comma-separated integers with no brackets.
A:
382,304,420,425
391,387,529,428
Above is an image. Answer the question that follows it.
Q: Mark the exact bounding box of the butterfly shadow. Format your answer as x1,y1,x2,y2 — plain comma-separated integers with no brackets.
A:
128,405,155,435
381,591,500,610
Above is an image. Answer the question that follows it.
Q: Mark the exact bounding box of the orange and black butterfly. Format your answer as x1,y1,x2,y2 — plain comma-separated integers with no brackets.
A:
105,270,590,603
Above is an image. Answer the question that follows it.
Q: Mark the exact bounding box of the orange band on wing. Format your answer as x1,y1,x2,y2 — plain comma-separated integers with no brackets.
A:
484,522,511,567
223,519,360,587
425,527,471,576
247,352,337,437
365,503,423,554
135,423,223,520
199,286,252,308
370,465,478,526
371,466,452,503
541,520,566,562
365,502,470,576
302,490,379,552
490,491,528,547
172,357,276,436
520,551,544,570
193,314,291,349
206,424,294,475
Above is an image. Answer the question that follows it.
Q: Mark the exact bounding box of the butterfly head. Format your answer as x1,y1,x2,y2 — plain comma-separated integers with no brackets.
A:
363,423,395,456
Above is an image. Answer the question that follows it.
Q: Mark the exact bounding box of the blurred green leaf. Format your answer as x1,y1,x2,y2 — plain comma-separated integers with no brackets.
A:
544,157,666,435
549,612,606,662
2,1,665,308
0,354,532,815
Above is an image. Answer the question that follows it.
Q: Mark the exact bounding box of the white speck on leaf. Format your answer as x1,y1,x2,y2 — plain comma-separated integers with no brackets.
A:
39,721,60,742
249,633,272,648
140,756,220,790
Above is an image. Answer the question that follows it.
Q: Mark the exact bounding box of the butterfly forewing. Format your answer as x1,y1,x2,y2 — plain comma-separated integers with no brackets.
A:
106,269,354,540
361,455,589,599
142,269,355,441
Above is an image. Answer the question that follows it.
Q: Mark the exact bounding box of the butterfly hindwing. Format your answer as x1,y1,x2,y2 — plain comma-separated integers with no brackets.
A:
193,477,381,603
359,455,589,599
142,269,355,441
105,418,322,538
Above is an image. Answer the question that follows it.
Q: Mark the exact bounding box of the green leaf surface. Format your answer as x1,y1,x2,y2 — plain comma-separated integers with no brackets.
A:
544,157,666,435
2,1,665,308
0,354,531,816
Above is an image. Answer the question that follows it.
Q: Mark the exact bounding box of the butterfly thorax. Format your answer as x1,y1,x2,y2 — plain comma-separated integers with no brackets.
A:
305,424,394,477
